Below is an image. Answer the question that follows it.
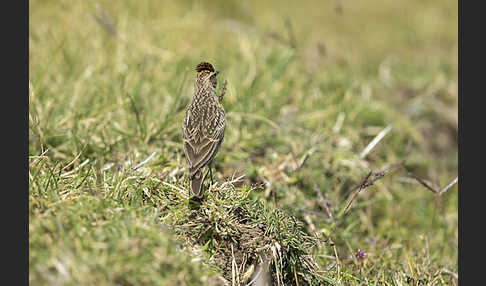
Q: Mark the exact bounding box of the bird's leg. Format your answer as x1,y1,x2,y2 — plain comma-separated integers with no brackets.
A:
208,163,214,185
204,164,214,185
209,164,214,185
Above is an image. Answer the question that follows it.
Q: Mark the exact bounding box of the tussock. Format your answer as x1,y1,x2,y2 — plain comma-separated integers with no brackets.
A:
159,182,325,285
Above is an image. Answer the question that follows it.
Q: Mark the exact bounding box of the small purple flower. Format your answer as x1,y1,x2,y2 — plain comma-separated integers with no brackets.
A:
356,249,366,260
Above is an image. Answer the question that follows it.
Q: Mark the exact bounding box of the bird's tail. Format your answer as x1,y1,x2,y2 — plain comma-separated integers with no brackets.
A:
190,169,206,198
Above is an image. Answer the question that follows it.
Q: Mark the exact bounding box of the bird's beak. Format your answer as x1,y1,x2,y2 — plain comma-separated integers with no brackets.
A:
214,71,220,76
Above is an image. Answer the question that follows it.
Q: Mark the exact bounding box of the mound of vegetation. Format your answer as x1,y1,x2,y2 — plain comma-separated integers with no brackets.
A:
150,178,329,285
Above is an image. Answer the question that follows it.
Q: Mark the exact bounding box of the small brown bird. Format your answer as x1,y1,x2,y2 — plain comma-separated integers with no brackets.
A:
182,62,227,198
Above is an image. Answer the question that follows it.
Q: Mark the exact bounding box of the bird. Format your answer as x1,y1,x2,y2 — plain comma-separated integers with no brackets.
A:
182,62,227,198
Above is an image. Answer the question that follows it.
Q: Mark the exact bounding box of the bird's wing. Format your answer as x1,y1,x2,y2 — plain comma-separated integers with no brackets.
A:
182,107,225,175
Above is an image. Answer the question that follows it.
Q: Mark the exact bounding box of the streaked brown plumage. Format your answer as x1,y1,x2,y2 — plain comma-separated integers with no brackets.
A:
182,62,226,198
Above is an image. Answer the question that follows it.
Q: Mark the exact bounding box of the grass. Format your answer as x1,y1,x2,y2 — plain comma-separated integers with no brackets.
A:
29,0,457,285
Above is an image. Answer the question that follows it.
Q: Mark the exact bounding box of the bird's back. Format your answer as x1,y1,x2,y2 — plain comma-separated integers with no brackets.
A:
182,93,225,176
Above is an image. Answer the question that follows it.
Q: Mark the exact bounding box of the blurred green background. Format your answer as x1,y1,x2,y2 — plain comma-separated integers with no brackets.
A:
30,0,457,285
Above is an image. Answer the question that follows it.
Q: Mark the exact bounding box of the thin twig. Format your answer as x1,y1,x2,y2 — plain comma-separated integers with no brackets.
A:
131,152,157,172
219,80,228,103
220,173,246,188
367,160,406,186
341,171,371,215
313,184,334,219
439,177,458,196
360,125,392,159
331,238,341,281
60,159,90,177
407,172,439,194
231,243,240,286
342,160,406,215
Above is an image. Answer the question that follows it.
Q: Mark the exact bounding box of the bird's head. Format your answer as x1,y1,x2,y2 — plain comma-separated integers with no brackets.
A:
196,62,219,89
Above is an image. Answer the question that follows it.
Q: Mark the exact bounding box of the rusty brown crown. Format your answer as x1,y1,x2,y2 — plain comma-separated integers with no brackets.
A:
195,62,215,73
